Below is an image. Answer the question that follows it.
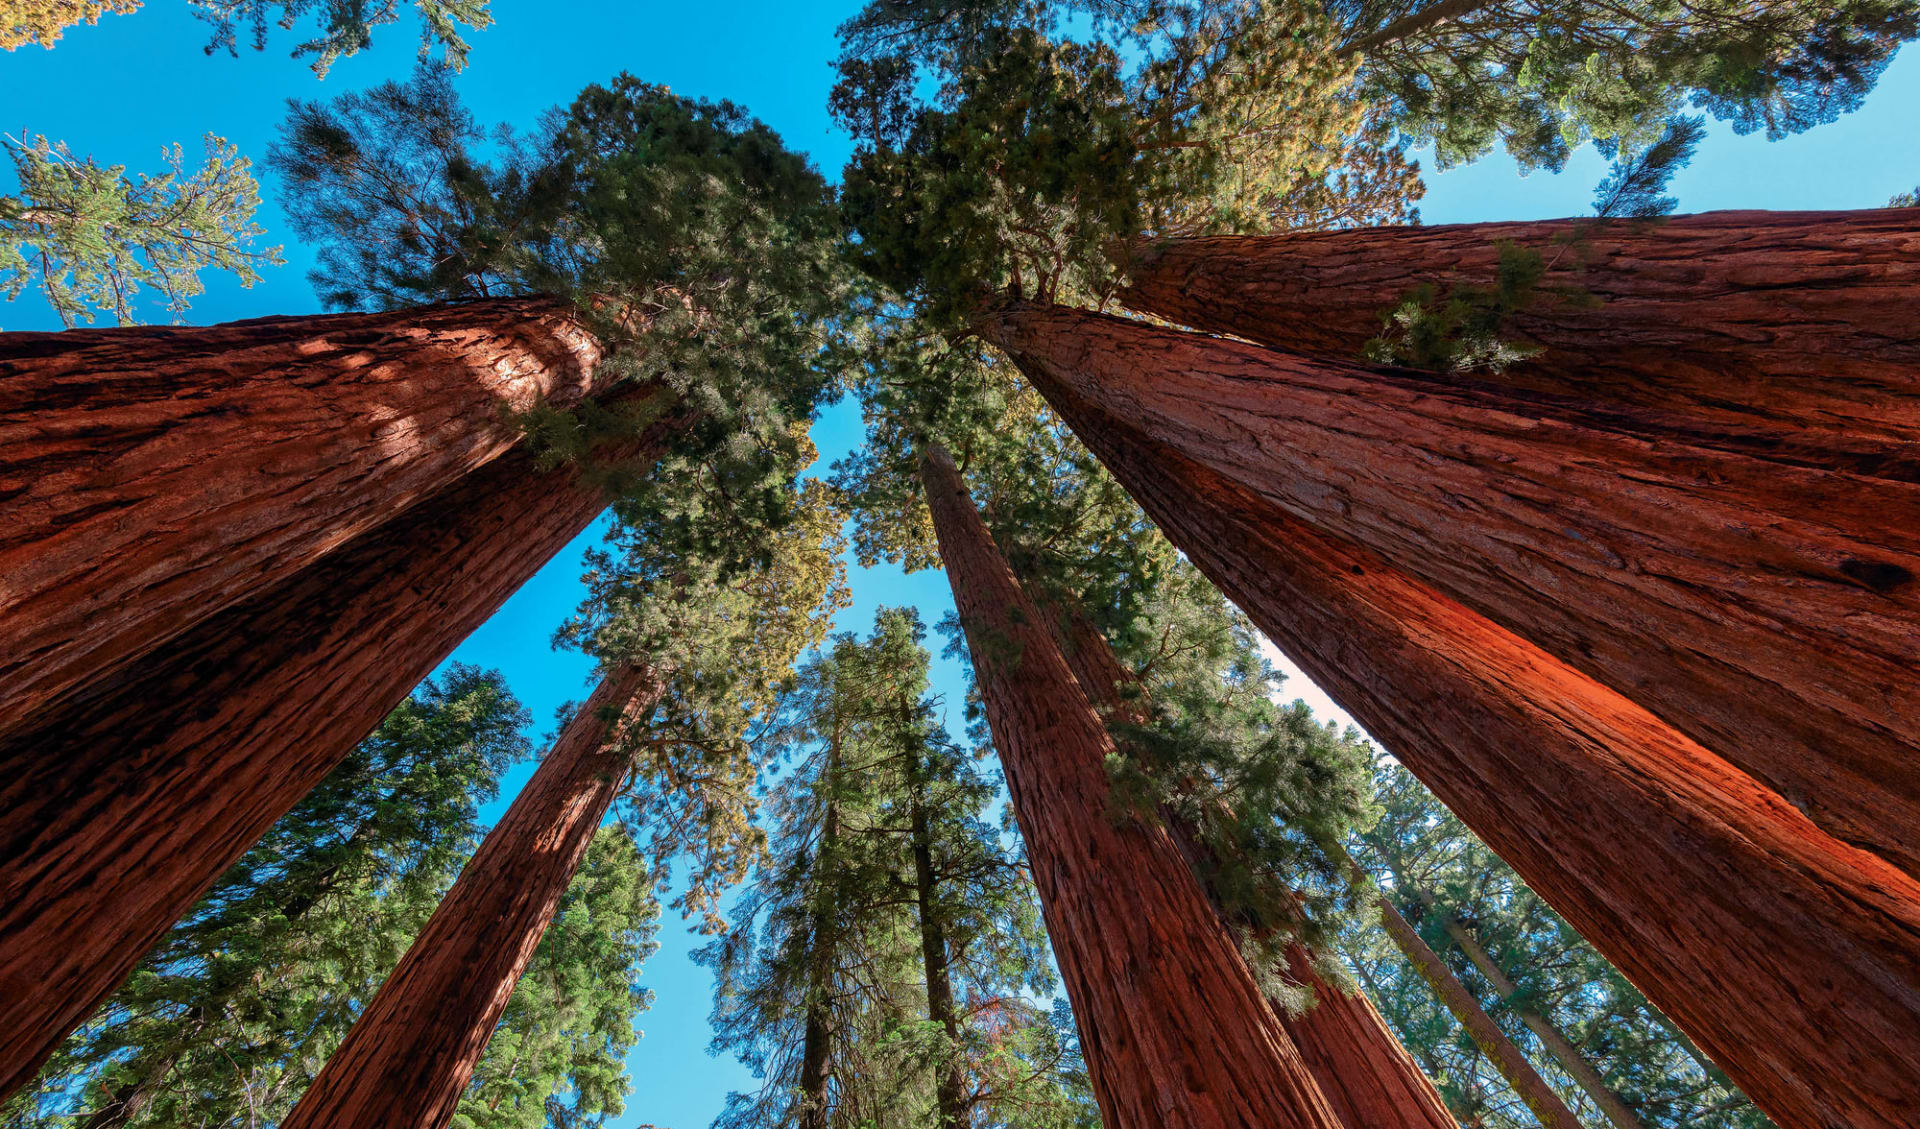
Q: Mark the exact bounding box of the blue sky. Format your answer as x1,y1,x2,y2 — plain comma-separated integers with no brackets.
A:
4,4,1916,1126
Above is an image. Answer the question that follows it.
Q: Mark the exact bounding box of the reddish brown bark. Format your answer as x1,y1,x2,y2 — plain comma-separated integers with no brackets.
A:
920,444,1345,1129
0,397,682,1102
1121,210,1920,479
1016,582,1455,1129
979,302,1920,883
0,298,608,737
1015,371,1920,1129
280,666,654,1129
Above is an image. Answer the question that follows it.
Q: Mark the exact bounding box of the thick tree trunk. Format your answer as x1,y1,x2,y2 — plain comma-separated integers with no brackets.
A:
920,443,1345,1129
1011,378,1920,1129
1383,863,1648,1129
1017,583,1455,1129
0,297,608,737
907,746,972,1129
978,302,1920,883
1120,210,1920,479
1358,874,1588,1129
0,396,682,1102
280,665,656,1129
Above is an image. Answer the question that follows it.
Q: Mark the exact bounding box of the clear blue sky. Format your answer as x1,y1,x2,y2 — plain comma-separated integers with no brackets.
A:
4,4,1915,1126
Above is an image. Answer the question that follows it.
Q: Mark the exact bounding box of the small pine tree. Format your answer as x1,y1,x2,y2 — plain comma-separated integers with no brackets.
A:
0,131,280,326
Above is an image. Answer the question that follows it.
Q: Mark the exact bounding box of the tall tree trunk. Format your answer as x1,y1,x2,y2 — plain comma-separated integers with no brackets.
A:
1374,851,1648,1129
1352,863,1588,1129
1119,210,1920,478
0,395,684,1102
280,665,657,1129
0,297,609,737
798,722,845,1129
978,302,1920,884
1007,368,1920,1129
1016,580,1455,1129
919,443,1346,1129
906,733,972,1129
1338,0,1498,55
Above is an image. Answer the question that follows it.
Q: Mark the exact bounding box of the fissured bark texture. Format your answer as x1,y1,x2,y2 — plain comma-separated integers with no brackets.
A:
0,401,679,1102
1121,209,1920,478
979,303,1920,883
920,445,1345,1129
1020,586,1456,1129
281,666,654,1129
0,298,606,737
1015,370,1920,1129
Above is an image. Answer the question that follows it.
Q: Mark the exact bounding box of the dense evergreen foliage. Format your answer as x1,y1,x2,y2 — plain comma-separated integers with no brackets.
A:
0,0,137,49
701,610,1097,1129
2,668,660,1129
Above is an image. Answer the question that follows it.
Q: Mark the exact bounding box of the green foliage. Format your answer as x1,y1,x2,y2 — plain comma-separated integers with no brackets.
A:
701,610,1096,1129
1893,186,1920,206
1364,240,1547,373
0,131,280,326
833,0,1421,329
272,67,852,544
1367,114,1702,373
1332,0,1920,171
191,0,491,75
1591,114,1706,220
1345,760,1776,1129
0,0,139,49
4,668,660,1129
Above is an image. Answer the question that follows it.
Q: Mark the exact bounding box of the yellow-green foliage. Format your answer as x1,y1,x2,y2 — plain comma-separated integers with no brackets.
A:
1,0,138,50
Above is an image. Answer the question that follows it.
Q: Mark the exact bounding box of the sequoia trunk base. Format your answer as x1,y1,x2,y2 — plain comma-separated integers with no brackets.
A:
0,299,606,736
1015,367,1920,1129
981,303,1920,883
0,400,679,1101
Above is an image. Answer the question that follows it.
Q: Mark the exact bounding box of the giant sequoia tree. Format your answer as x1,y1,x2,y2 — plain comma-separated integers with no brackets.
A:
0,68,844,1099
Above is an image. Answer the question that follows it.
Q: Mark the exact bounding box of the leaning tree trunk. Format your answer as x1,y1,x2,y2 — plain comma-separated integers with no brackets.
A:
0,394,684,1102
1016,581,1456,1129
978,302,1920,885
0,298,609,737
1120,209,1920,478
1337,0,1498,55
1379,858,1650,1129
920,443,1346,1129
1007,367,1920,1129
797,726,846,1129
1345,862,1588,1129
280,666,657,1129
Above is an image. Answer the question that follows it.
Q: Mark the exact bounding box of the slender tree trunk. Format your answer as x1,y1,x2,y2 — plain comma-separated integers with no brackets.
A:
0,393,685,1102
1357,870,1588,1129
280,665,657,1129
907,740,972,1129
1338,0,1498,54
1120,210,1920,478
920,443,1346,1129
1380,859,1648,1129
978,301,1920,884
1017,582,1455,1129
798,725,845,1129
0,297,609,738
1007,368,1920,1129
